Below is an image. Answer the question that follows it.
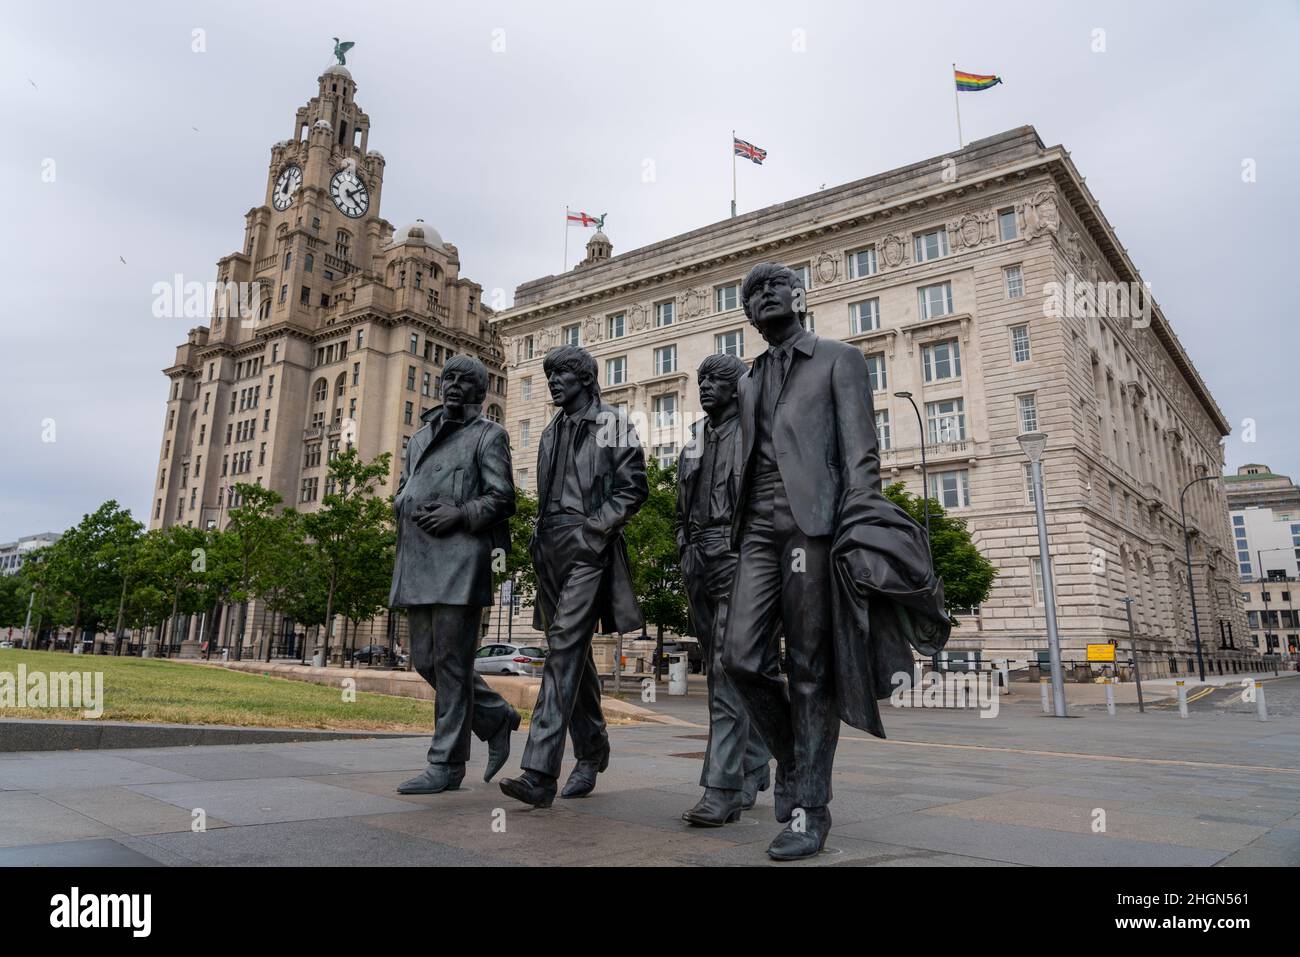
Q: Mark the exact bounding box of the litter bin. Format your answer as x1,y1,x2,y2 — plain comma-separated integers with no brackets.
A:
667,652,688,696
221,648,230,662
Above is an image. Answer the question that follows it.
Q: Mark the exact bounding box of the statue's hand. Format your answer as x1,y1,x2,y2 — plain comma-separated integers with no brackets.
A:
416,504,463,536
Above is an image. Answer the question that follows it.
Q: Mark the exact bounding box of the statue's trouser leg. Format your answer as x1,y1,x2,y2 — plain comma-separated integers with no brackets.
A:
414,604,515,766
722,480,835,809
699,553,771,789
522,526,609,779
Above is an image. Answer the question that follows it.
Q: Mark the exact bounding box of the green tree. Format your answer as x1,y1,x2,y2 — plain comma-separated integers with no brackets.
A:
498,487,539,611
210,483,285,660
337,516,396,664
883,482,997,617
253,509,310,661
300,448,393,664
43,501,139,651
623,458,689,673
133,524,211,654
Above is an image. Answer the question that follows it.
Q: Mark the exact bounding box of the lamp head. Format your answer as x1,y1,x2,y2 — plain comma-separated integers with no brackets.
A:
1018,431,1048,463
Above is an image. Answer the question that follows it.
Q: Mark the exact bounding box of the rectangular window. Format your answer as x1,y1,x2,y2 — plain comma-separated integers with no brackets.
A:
406,366,416,391
1030,557,1045,604
606,355,627,385
849,298,880,334
520,419,532,449
715,329,744,357
524,335,535,359
865,354,887,392
409,333,419,354
653,393,678,429
791,263,812,291
918,281,954,320
1004,264,1024,299
562,323,581,347
913,228,949,263
926,398,967,444
929,469,971,509
299,285,310,305
715,283,740,312
653,443,677,469
521,377,532,401
654,300,675,328
922,338,961,381
846,246,877,280
356,328,365,350
875,410,891,451
352,362,360,386
422,371,432,397
607,313,625,339
654,344,677,375
266,376,274,399
1017,393,1039,433
999,208,1018,241
404,401,413,425
1025,463,1040,506
1011,324,1031,362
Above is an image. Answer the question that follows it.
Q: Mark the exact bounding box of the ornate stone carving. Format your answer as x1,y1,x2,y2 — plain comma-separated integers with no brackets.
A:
880,233,908,268
680,286,710,320
1023,188,1059,239
814,251,838,285
628,303,649,331
583,315,602,343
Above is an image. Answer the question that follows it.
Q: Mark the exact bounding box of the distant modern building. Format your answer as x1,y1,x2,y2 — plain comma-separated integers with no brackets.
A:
1228,464,1300,656
493,126,1251,671
149,58,506,655
0,533,60,576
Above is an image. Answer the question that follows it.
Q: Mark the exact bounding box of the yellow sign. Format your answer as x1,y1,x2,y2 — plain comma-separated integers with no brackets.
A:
1086,643,1116,662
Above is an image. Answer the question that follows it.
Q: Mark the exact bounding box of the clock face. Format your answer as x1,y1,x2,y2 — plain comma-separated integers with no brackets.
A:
272,165,302,210
330,167,370,218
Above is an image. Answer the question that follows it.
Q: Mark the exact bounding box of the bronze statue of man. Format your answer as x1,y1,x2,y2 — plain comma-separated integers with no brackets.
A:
722,263,950,859
500,345,648,808
389,355,520,794
676,353,773,826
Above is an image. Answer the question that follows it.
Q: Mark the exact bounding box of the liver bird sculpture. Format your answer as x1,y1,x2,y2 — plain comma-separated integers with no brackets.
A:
332,38,355,65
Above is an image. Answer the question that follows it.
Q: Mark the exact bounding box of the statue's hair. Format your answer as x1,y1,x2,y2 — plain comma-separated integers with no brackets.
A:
697,352,747,385
741,262,806,324
441,354,489,402
542,344,601,401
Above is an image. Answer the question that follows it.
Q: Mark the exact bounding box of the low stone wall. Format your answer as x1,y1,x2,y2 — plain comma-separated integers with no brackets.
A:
190,659,672,723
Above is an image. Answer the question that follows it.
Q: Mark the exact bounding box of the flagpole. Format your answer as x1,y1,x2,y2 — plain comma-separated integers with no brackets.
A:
952,63,963,149
731,129,737,218
563,206,569,273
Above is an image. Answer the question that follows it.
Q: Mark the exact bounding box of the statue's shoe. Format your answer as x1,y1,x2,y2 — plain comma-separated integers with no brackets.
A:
483,708,522,783
682,787,745,826
499,770,557,808
766,807,832,861
741,763,771,810
396,763,465,795
559,747,610,798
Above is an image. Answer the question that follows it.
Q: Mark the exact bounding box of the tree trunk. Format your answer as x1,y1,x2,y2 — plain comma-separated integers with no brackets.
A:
322,578,336,665
654,623,664,683
114,574,128,655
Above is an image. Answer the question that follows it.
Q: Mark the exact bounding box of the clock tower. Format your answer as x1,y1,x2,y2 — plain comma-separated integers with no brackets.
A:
151,52,508,658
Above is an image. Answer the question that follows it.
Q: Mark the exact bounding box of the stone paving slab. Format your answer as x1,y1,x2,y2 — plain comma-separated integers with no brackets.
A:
1,683,1298,867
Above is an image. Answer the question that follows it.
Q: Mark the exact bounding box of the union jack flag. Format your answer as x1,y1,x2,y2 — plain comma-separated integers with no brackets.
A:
733,136,767,165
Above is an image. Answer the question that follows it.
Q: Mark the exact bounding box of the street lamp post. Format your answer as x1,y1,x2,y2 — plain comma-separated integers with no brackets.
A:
1120,596,1145,713
1179,474,1220,682
1018,431,1066,717
893,392,930,540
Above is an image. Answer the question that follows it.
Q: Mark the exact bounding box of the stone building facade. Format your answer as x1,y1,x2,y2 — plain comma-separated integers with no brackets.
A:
150,61,506,654
1228,464,1300,657
493,127,1251,671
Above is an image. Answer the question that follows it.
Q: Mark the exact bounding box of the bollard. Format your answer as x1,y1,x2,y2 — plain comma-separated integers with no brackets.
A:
1176,680,1188,718
1256,681,1268,722
1039,677,1051,714
1105,678,1116,716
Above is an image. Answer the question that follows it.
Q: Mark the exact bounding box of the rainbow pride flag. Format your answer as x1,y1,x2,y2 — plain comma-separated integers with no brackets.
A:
955,69,1002,92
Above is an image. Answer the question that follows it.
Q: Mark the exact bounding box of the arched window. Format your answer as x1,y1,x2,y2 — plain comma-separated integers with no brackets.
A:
335,230,350,260
486,404,503,424
313,378,328,403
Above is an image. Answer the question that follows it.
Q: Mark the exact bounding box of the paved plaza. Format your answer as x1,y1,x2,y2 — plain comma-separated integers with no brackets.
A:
1,675,1298,867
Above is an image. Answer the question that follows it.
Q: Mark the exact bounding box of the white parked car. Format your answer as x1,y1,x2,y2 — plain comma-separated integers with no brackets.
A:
473,643,547,676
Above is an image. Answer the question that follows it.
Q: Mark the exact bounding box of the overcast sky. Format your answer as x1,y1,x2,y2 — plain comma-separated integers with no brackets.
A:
2,0,1297,541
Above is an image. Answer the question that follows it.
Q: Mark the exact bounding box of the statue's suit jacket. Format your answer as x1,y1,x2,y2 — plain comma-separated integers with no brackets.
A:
732,331,951,737
675,416,743,637
530,398,648,635
389,405,515,609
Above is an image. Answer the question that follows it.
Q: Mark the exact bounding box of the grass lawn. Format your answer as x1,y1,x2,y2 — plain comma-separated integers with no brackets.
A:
0,648,452,732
